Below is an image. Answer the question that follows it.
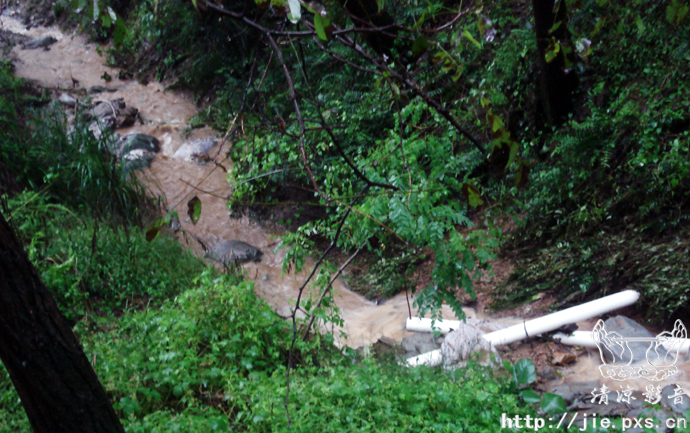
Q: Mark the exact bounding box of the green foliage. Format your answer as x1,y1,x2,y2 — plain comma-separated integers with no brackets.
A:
0,96,147,223
497,0,690,319
5,192,205,322
4,271,542,432
351,251,419,299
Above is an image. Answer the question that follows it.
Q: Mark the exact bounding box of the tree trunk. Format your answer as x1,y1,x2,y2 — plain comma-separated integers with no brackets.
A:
0,211,125,433
336,0,397,56
533,0,578,126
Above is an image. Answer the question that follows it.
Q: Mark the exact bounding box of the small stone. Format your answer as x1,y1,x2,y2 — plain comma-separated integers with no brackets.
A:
22,36,57,50
205,240,263,264
378,336,397,347
57,93,77,107
552,351,577,366
88,85,108,94
115,132,160,159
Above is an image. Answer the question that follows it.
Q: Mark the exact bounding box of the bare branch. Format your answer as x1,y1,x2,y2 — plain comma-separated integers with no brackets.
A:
302,239,366,339
284,184,368,428
265,32,325,200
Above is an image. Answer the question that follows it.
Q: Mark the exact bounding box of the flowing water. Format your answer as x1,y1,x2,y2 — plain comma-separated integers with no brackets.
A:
1,14,474,348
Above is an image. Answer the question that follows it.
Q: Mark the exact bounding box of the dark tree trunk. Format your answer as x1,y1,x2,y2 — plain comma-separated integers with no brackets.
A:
336,0,397,56
0,211,125,433
533,0,578,126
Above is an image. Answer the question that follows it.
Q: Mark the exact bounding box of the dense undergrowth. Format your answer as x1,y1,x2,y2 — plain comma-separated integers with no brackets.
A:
498,0,690,322
0,272,542,432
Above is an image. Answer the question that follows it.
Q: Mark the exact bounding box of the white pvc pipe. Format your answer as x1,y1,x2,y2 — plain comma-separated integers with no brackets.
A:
553,330,690,355
406,317,462,334
404,290,639,367
405,349,443,367
552,331,597,348
481,290,640,346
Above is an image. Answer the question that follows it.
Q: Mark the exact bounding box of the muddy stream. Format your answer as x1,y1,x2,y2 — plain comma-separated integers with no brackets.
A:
8,14,690,402
1,15,478,349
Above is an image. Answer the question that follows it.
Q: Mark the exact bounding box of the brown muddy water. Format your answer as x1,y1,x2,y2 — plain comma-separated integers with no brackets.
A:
0,13,473,348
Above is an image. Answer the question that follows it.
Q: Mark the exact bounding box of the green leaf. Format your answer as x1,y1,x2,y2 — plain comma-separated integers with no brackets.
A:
486,112,504,133
376,0,385,13
515,159,532,190
145,217,165,242
667,0,690,25
519,388,541,404
451,67,463,82
545,39,560,63
548,20,562,34
541,393,567,414
191,0,198,11
462,29,482,49
113,17,127,45
99,9,112,28
188,196,202,225
506,140,518,169
314,12,332,41
575,38,592,58
411,36,429,59
461,183,484,209
591,17,607,37
513,359,537,385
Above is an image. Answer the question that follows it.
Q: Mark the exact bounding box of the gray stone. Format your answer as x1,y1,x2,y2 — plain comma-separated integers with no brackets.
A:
115,132,160,158
378,336,397,347
109,133,160,175
88,99,138,138
402,333,439,357
538,365,559,382
442,323,501,368
89,85,108,94
550,380,601,404
92,99,126,119
22,36,57,50
597,316,661,364
57,93,77,108
88,116,116,140
661,384,690,415
173,138,216,162
625,407,672,433
205,240,264,264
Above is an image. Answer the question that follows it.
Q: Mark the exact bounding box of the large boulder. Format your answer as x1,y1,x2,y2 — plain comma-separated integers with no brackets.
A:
205,240,264,264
